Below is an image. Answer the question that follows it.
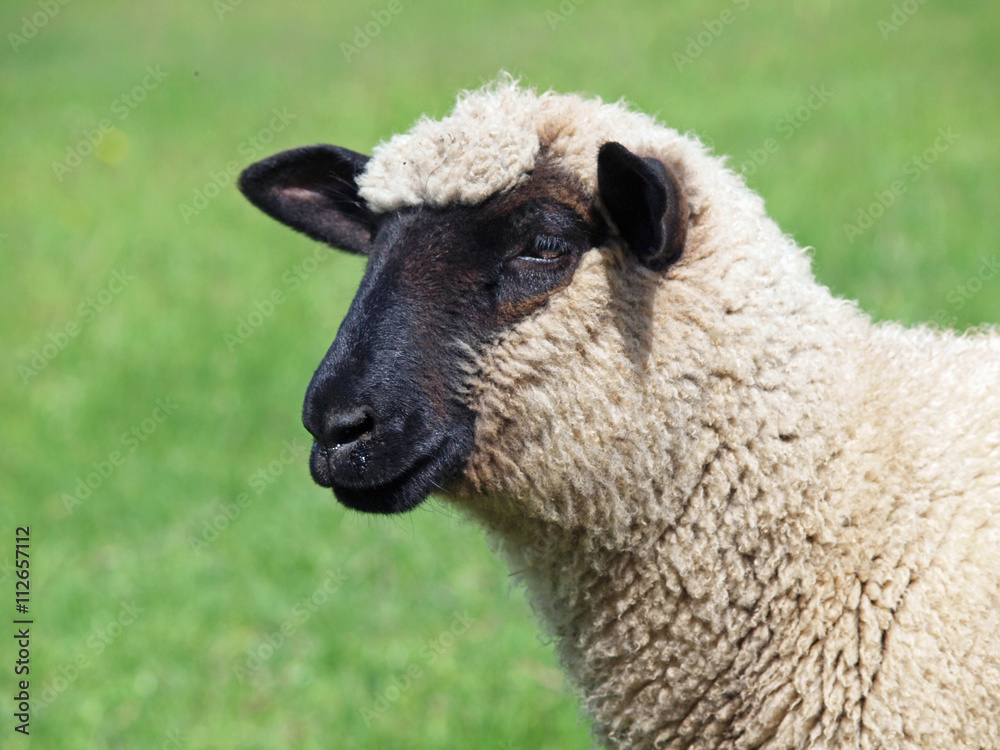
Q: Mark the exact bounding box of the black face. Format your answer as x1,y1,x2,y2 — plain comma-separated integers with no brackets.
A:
239,142,685,514
302,189,599,512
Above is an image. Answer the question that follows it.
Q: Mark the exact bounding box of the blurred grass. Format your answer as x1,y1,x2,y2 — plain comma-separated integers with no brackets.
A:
1,1,998,748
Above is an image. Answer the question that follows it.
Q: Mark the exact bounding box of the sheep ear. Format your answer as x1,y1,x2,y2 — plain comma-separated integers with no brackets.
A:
597,142,687,271
238,145,373,254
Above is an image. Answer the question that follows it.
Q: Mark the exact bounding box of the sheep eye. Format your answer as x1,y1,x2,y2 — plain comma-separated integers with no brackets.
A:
521,235,571,261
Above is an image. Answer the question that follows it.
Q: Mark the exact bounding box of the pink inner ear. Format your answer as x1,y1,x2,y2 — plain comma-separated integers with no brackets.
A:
279,186,325,203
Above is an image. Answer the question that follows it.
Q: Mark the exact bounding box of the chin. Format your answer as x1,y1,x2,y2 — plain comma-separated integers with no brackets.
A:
310,436,468,515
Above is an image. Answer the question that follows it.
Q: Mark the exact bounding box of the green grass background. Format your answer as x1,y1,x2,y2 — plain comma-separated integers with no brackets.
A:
1,1,998,748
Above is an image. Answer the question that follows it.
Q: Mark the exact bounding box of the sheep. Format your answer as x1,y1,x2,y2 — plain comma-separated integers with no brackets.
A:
238,79,1000,749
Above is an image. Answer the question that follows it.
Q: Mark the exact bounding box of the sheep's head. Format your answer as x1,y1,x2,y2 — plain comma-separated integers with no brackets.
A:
239,87,694,517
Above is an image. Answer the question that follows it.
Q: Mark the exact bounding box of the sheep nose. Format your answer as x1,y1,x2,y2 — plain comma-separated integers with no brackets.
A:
318,405,375,449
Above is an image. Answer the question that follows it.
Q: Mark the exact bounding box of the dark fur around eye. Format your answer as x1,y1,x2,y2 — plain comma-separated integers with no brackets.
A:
522,235,573,260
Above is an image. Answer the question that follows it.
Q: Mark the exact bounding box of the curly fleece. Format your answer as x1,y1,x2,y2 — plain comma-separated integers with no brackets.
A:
358,80,1000,749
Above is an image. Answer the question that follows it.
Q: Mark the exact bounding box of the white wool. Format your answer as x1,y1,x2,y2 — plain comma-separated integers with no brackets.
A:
353,78,1000,749
357,77,723,220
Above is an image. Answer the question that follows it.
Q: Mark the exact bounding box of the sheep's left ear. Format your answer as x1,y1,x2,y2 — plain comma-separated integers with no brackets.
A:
238,144,373,255
597,141,687,271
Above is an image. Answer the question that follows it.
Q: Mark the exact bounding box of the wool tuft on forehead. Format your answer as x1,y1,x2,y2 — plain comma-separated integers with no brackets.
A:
356,77,714,215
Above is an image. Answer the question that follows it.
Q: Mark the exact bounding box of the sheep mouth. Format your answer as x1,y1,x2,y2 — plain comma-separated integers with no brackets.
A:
309,437,463,514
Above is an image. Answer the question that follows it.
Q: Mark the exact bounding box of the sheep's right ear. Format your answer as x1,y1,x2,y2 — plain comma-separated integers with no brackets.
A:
597,142,687,272
238,145,373,255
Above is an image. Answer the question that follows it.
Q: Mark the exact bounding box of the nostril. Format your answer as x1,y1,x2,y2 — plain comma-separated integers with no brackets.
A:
324,406,375,449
